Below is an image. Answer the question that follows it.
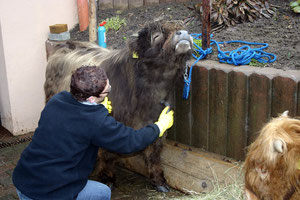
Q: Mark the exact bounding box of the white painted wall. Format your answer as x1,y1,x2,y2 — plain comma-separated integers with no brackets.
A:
0,0,78,135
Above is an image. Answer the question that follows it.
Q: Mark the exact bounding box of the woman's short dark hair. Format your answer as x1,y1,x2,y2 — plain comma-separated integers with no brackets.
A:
70,66,108,101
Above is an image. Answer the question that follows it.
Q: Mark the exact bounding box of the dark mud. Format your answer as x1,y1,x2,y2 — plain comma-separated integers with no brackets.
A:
70,0,300,70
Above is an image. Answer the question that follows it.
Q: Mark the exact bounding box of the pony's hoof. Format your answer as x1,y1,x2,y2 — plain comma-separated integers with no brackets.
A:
106,182,115,191
156,185,170,192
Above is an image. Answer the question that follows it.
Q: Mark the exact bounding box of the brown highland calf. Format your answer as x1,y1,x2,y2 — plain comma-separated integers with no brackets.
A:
44,21,193,192
244,111,300,200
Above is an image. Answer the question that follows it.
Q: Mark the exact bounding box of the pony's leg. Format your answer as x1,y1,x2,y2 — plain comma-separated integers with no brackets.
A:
90,149,118,189
143,139,169,192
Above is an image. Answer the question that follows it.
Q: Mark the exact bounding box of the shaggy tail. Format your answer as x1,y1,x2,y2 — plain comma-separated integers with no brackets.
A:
47,41,90,60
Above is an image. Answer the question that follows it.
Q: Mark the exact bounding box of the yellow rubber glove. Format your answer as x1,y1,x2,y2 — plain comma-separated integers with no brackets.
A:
155,106,174,137
101,97,112,113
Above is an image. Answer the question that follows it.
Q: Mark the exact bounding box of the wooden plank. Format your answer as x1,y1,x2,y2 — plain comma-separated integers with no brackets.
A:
191,66,209,150
298,82,300,116
88,0,97,42
166,125,176,141
160,0,175,3
176,0,190,2
248,73,270,145
98,0,113,9
166,89,176,141
114,0,128,10
119,140,241,194
129,0,143,9
175,79,192,145
227,71,247,160
208,69,228,156
202,0,211,50
271,76,297,117
144,0,159,6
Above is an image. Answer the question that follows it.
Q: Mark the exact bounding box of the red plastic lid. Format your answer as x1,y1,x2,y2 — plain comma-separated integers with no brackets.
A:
99,21,106,26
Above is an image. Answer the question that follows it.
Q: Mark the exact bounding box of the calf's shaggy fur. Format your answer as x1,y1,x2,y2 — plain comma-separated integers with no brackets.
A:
44,21,193,191
244,111,300,200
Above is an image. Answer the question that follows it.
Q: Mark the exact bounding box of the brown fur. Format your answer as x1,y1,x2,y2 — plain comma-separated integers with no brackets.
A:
44,20,193,189
244,113,300,199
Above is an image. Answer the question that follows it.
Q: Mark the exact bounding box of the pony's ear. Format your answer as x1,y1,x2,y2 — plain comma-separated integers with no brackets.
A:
128,27,151,58
128,39,138,53
135,27,152,58
129,26,162,59
137,27,150,40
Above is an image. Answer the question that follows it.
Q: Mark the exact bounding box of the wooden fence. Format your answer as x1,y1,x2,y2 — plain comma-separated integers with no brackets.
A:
98,0,193,10
167,60,300,161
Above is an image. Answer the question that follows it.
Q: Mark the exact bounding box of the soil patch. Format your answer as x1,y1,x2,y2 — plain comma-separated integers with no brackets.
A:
70,0,300,70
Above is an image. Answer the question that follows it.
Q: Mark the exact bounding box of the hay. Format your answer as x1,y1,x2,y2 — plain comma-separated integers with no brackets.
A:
112,163,244,199
169,163,245,200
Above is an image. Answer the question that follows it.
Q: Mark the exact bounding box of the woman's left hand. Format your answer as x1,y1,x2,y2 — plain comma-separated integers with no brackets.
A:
101,97,112,113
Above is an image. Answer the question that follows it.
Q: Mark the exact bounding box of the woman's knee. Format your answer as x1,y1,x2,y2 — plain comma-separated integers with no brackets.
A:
77,180,111,200
95,183,111,200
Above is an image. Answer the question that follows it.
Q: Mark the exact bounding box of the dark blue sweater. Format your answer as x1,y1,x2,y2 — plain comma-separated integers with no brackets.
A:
13,91,159,200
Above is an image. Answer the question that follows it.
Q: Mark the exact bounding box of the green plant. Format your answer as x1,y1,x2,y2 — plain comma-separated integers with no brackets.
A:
249,59,267,67
193,39,202,58
290,0,300,13
101,16,127,32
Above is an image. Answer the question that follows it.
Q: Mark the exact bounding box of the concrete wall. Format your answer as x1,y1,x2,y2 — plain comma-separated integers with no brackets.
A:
0,0,78,135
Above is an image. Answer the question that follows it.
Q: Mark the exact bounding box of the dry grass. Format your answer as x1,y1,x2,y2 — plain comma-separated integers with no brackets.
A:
112,163,245,199
169,163,245,200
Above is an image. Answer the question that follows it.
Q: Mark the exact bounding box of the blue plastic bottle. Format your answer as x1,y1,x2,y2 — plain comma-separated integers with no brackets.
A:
98,21,106,48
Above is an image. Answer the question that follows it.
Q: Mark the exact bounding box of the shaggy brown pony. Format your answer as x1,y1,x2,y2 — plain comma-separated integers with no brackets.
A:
44,20,193,192
244,111,300,200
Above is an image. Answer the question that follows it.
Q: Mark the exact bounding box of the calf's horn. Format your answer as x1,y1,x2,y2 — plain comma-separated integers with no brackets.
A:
281,110,289,117
273,139,284,153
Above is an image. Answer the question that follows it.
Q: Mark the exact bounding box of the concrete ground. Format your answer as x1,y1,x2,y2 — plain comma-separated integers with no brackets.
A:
0,126,186,200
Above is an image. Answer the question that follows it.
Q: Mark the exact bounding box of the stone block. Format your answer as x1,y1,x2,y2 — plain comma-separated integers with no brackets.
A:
0,173,11,187
0,185,17,198
0,163,14,175
48,32,70,41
